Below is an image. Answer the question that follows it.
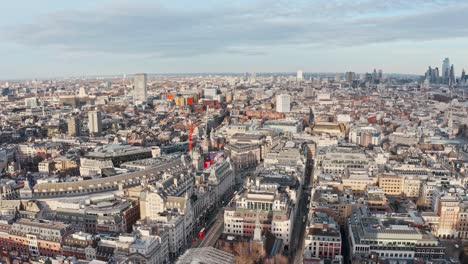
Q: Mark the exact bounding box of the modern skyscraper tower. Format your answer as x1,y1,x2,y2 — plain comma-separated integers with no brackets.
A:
461,69,466,84
442,58,450,84
434,67,440,83
134,73,147,103
372,69,378,81
425,67,432,82
34,79,39,96
449,64,456,87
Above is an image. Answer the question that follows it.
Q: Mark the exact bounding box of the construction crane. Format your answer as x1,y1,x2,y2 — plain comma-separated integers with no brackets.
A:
182,105,196,153
188,121,195,153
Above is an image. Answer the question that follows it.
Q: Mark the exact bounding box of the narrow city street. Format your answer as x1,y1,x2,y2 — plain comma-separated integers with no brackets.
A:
440,239,463,263
291,187,311,264
292,163,314,263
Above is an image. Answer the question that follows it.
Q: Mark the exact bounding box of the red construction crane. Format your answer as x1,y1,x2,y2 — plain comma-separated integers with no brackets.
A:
188,122,195,152
182,105,196,153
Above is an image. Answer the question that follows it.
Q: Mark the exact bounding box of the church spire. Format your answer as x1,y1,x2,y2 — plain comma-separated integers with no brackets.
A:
204,106,210,137
253,210,263,243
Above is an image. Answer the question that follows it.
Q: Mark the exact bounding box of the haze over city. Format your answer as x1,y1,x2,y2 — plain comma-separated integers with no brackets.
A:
0,1,468,264
1,0,468,79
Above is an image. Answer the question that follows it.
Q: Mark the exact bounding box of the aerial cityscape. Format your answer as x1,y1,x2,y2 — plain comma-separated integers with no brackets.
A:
0,1,468,264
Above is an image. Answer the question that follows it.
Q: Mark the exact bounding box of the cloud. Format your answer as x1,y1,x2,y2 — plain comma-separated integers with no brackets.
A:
3,0,468,59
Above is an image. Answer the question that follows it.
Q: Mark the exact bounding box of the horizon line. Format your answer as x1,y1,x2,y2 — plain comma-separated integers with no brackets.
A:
1,71,425,82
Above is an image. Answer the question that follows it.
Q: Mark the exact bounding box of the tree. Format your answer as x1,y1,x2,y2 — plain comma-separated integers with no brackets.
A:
233,241,264,264
264,254,289,264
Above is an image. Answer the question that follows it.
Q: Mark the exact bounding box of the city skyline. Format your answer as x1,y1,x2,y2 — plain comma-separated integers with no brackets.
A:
1,0,468,79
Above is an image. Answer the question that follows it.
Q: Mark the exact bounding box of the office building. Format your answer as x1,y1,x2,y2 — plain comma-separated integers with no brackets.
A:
24,97,38,108
223,178,296,247
457,201,468,239
88,111,103,137
349,208,445,260
113,232,169,264
345,72,355,83
67,116,80,136
204,88,218,99
134,73,148,103
56,198,140,235
0,219,72,258
303,87,314,98
62,232,96,260
263,118,303,134
225,143,262,171
348,125,382,147
449,64,456,86
85,144,153,166
436,193,460,238
303,212,342,262
442,58,450,83
276,94,291,113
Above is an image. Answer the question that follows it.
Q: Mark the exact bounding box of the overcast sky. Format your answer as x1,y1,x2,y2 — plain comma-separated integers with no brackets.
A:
1,0,467,79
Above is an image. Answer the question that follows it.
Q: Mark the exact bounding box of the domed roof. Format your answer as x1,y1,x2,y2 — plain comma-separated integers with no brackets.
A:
448,150,457,158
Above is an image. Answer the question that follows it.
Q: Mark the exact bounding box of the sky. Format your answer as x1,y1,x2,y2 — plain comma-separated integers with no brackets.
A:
1,0,468,79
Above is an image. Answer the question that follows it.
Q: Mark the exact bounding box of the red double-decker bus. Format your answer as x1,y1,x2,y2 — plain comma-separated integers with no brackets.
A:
198,228,206,239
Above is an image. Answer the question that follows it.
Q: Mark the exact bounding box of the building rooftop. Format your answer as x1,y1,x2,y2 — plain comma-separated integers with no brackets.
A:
85,144,152,159
176,247,235,264
15,218,70,230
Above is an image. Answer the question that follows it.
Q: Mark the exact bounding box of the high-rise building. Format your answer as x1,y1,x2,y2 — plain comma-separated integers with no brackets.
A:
88,111,102,137
425,66,440,84
372,69,378,81
442,58,450,83
345,72,355,83
276,94,291,113
461,69,467,85
134,73,147,103
250,72,257,83
243,72,249,82
297,69,304,82
68,116,80,137
425,66,432,81
449,64,456,86
436,193,460,238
